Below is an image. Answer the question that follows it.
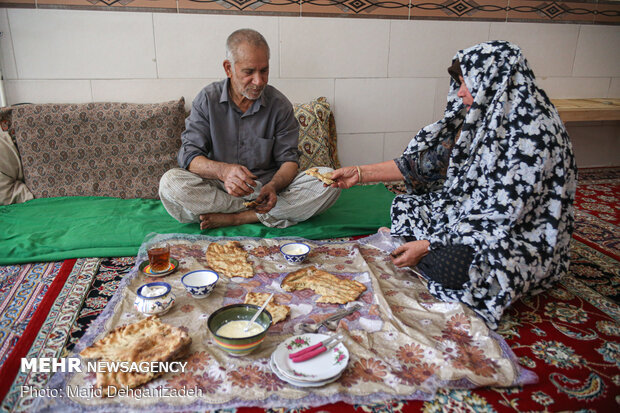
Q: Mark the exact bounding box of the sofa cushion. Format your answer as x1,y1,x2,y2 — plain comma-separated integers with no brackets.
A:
12,99,185,199
294,97,340,171
0,106,16,140
0,130,34,205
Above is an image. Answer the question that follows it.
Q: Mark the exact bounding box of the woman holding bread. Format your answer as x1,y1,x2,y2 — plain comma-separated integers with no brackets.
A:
329,41,577,329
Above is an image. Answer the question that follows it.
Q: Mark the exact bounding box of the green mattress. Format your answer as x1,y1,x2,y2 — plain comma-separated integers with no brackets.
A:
0,184,395,265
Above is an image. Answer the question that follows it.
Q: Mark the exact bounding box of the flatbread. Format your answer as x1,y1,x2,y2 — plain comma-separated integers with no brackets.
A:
243,200,260,209
80,316,191,397
244,292,290,324
281,266,366,304
305,168,334,185
206,241,254,278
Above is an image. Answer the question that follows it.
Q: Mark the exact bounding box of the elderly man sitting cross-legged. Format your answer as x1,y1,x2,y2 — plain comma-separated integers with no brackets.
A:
159,29,340,230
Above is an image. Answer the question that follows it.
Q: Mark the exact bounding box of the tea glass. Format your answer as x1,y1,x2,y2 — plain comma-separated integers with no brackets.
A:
147,241,171,273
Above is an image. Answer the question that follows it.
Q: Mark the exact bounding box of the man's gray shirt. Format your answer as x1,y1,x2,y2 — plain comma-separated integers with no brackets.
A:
178,78,300,185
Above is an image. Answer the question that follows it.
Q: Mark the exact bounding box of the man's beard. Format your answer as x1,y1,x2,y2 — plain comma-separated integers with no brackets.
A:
242,86,264,100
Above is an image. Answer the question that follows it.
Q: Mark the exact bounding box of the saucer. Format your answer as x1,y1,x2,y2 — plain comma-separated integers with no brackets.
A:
269,357,342,388
139,258,179,277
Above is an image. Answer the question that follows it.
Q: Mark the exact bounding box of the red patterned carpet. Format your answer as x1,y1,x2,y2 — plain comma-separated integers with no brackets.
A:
0,168,618,412
573,167,620,262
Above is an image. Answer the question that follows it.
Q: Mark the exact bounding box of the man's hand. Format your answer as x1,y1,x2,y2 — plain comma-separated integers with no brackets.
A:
329,166,359,189
221,164,257,197
254,183,277,213
391,240,430,268
251,161,297,213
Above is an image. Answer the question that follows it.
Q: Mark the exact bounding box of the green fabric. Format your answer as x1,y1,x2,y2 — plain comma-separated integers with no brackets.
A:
0,185,395,265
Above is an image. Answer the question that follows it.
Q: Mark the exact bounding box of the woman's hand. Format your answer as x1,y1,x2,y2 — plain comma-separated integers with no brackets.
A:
390,240,430,268
329,166,359,189
329,160,404,189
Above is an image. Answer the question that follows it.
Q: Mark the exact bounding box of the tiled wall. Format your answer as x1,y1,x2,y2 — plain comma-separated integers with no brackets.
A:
1,0,619,24
0,8,618,167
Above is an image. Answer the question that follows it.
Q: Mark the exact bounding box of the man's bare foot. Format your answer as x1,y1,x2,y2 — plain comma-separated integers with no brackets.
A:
199,210,259,229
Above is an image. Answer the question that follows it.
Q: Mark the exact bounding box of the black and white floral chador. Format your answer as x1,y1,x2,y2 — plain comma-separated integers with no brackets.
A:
391,41,577,328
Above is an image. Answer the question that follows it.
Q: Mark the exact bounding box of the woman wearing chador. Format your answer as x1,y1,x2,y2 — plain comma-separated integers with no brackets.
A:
330,41,577,328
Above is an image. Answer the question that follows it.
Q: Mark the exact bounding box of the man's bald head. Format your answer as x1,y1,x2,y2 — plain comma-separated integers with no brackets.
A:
226,29,270,67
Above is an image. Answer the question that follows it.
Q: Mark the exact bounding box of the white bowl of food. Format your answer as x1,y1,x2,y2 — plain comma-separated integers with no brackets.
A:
280,242,311,264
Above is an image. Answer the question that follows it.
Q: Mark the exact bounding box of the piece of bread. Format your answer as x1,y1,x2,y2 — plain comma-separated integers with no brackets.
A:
79,316,192,397
305,168,334,185
94,344,191,397
206,241,254,278
243,200,260,209
244,292,290,324
281,266,366,304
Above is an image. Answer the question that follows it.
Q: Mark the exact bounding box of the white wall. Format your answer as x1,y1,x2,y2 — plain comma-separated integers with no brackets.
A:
1,9,619,167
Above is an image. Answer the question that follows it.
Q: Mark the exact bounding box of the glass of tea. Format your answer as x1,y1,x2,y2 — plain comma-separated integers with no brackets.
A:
147,241,170,273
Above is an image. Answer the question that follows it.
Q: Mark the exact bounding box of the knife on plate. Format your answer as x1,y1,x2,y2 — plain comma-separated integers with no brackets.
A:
288,334,343,359
290,338,343,363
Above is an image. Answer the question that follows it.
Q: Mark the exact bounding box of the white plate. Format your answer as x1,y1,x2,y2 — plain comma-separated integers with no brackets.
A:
272,333,348,382
269,358,342,388
270,352,334,383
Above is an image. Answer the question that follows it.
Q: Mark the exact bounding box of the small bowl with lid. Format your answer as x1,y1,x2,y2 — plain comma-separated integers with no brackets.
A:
207,304,273,356
134,281,175,316
280,242,311,264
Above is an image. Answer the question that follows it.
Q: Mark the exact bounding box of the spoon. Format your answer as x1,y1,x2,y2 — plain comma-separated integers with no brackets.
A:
300,304,362,333
244,293,274,332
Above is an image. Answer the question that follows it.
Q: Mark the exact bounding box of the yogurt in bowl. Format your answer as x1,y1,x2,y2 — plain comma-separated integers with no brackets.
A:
134,281,175,316
216,320,265,338
280,242,311,264
207,304,272,356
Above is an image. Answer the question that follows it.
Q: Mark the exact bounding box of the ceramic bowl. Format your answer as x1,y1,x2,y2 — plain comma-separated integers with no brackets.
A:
134,281,175,316
280,242,311,264
207,304,273,357
181,270,219,299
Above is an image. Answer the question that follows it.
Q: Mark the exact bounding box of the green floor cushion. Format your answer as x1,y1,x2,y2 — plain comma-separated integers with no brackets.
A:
0,184,395,265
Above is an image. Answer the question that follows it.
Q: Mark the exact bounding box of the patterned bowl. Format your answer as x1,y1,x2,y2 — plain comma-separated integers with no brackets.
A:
280,242,311,264
207,304,273,357
134,282,175,316
181,270,219,299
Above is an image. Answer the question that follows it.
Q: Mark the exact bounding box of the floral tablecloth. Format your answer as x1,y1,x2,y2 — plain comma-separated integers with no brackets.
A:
37,234,534,412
